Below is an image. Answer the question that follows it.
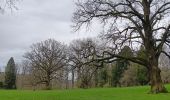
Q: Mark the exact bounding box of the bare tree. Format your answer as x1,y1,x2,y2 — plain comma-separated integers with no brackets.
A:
73,0,170,93
69,38,104,88
24,39,68,89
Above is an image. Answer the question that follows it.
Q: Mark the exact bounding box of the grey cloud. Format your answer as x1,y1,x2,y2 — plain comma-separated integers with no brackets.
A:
0,0,100,67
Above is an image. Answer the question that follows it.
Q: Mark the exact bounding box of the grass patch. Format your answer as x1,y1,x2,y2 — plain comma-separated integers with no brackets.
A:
0,85,170,100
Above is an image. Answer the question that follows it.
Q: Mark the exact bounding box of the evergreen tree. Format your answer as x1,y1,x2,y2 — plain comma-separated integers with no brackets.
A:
112,46,133,87
136,46,149,85
4,57,16,89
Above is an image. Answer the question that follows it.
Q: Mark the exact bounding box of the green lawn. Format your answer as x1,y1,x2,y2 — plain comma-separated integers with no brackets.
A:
0,85,170,100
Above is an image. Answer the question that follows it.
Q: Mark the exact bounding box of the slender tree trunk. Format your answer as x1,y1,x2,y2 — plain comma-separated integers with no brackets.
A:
77,67,81,88
65,71,69,89
71,69,74,88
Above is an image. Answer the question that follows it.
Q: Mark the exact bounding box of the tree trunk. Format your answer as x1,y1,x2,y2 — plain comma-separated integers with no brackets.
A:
45,81,50,90
71,69,74,88
46,73,51,90
65,72,69,89
77,67,81,88
149,57,167,93
150,66,167,93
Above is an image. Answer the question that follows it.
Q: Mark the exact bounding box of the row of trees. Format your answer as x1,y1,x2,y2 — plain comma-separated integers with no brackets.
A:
17,38,150,90
19,37,170,90
1,37,170,90
21,38,103,89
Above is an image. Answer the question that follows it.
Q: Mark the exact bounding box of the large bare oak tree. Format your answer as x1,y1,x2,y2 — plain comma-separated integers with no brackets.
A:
24,39,68,89
73,0,170,93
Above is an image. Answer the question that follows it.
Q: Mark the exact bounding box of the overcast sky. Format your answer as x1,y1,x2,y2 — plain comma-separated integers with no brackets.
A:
0,0,101,68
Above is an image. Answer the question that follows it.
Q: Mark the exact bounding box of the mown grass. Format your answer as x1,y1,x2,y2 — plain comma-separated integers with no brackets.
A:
0,85,170,100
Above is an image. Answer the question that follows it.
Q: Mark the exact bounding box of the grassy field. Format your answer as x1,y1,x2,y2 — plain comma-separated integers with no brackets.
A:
0,85,170,100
